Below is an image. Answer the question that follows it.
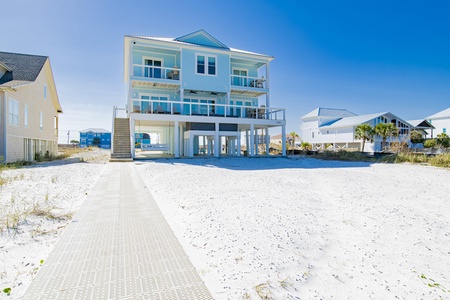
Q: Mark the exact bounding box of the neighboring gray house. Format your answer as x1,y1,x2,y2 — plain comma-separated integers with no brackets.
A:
0,51,62,162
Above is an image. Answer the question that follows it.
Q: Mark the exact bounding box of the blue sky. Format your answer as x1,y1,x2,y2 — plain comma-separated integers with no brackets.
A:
2,0,449,142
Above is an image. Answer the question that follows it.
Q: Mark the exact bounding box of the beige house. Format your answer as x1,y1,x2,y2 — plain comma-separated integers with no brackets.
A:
0,51,62,163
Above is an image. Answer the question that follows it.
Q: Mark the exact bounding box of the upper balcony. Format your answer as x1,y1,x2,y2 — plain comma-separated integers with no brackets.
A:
230,74,267,97
131,64,180,88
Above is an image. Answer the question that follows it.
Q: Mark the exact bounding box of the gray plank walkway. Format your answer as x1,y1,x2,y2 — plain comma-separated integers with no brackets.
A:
23,163,212,300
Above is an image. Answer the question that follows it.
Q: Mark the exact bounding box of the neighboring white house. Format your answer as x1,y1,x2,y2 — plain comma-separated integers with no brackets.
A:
0,51,62,162
406,119,435,138
299,107,413,152
426,108,450,138
114,30,286,159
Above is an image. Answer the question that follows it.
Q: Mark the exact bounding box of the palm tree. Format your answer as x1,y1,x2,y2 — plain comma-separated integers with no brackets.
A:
375,123,399,151
354,124,375,152
289,132,299,149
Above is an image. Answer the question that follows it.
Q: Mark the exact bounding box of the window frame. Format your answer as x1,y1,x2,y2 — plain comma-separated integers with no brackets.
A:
39,111,43,131
195,53,217,76
24,105,28,127
8,98,19,126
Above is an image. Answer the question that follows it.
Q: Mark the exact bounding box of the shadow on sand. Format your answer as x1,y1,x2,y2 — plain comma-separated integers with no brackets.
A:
134,156,373,171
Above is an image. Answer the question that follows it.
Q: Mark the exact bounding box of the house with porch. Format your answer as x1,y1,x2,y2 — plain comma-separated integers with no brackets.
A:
112,30,286,159
0,51,62,162
299,107,413,152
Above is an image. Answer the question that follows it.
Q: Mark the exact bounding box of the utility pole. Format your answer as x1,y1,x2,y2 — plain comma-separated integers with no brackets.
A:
67,130,70,145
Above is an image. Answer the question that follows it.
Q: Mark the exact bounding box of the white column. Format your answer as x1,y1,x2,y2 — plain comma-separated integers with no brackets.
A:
174,121,179,157
265,128,270,155
250,124,255,156
130,118,135,158
237,132,241,157
215,122,220,157
281,125,286,156
255,129,259,155
266,62,270,108
189,133,194,157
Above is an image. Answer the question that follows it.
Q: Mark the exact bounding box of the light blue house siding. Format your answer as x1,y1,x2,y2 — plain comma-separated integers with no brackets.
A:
181,49,229,93
79,129,111,149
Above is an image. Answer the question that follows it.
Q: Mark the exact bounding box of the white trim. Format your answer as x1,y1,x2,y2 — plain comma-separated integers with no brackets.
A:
24,105,28,127
134,49,176,58
195,53,217,76
39,111,43,131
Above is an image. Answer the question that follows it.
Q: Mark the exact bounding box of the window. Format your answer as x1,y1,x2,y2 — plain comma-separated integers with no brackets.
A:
44,85,47,100
40,112,43,131
24,105,28,127
208,57,216,75
232,69,248,86
144,58,162,78
196,54,216,75
8,98,19,125
197,56,205,74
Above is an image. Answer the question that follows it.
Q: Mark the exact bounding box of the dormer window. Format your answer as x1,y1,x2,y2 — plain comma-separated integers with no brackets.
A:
196,54,216,76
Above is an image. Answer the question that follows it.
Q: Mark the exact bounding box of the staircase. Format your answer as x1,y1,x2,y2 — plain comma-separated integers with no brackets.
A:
110,118,133,162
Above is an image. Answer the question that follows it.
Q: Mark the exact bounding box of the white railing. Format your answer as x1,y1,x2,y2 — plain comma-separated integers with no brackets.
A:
132,64,180,80
131,99,285,121
230,75,266,89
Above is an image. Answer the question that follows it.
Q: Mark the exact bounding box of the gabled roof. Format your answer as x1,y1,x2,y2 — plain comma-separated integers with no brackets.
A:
407,119,435,129
0,51,48,86
320,112,387,128
80,128,111,134
126,31,273,58
175,29,229,49
427,107,450,120
301,107,357,119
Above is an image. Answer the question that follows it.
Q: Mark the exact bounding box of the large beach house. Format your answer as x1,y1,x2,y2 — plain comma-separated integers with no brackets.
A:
112,30,286,159
0,51,62,163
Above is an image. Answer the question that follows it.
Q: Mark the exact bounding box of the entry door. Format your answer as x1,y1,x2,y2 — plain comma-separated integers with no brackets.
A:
144,59,162,78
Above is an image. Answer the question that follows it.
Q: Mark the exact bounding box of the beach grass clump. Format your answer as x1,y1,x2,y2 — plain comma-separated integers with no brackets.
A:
429,153,450,168
254,282,273,300
319,150,373,162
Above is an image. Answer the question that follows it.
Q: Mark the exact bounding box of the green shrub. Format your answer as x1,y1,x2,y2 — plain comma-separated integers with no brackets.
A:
424,139,436,148
410,131,425,144
436,133,450,148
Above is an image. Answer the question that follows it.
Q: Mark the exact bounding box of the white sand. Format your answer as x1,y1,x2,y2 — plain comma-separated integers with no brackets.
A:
136,157,450,299
0,149,108,299
1,155,449,299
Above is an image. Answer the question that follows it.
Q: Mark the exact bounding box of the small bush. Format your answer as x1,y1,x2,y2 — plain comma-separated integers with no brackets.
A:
424,139,436,148
410,131,425,144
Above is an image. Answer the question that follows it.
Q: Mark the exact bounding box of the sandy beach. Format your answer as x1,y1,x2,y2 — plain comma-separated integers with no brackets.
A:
1,155,449,299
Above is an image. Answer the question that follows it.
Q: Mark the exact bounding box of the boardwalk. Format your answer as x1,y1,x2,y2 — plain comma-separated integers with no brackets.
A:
23,163,212,300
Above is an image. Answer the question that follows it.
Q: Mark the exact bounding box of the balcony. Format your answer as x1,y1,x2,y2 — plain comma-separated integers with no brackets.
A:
132,64,180,81
131,99,285,121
